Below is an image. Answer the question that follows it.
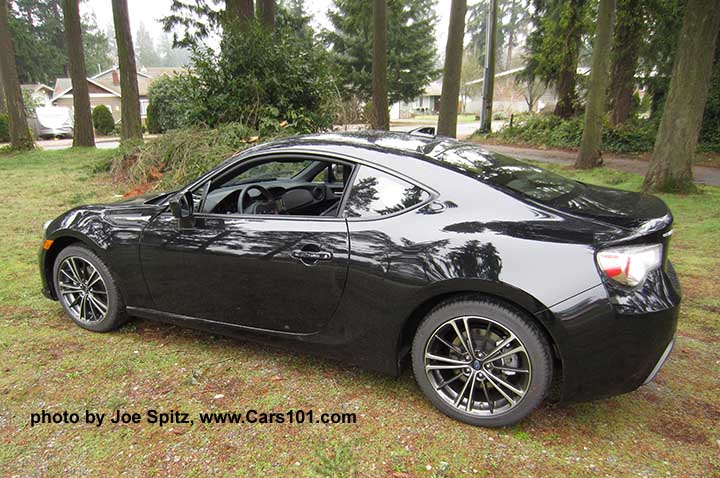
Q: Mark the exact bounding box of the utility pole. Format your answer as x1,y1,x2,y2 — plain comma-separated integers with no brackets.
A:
479,0,498,133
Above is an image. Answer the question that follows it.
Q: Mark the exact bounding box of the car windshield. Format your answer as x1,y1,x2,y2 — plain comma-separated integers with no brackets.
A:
437,146,583,203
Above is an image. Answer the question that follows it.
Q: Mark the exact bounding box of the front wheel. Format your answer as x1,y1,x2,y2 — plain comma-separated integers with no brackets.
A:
411,298,553,427
53,245,128,332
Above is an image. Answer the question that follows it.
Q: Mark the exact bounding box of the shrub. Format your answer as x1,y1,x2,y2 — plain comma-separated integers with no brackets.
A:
0,114,9,143
108,122,293,190
92,105,115,135
480,114,661,154
186,21,337,133
147,73,195,133
145,102,161,134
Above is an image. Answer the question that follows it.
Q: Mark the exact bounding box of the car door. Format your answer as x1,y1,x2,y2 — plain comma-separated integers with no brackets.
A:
139,157,351,334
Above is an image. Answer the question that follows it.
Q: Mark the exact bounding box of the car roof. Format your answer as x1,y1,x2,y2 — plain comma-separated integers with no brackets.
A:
248,130,468,162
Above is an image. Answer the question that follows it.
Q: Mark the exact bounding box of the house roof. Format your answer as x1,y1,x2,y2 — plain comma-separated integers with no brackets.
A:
465,67,526,86
21,83,54,94
51,77,122,102
466,65,592,86
423,80,443,97
53,78,72,98
87,66,182,97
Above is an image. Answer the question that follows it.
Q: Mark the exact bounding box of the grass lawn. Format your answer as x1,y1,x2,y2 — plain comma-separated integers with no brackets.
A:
1,147,718,477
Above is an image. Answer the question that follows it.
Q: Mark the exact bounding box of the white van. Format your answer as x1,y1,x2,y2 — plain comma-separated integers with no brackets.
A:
30,106,74,139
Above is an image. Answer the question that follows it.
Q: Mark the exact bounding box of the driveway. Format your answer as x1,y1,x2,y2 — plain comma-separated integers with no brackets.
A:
473,143,720,187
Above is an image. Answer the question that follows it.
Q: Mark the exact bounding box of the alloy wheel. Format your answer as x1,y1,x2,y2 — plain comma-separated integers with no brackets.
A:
57,256,109,324
424,316,532,416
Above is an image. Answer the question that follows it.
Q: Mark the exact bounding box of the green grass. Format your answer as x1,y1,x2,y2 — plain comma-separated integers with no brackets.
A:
1,147,719,477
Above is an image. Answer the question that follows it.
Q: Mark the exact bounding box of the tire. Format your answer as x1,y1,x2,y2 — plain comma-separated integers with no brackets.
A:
53,244,128,332
411,297,552,427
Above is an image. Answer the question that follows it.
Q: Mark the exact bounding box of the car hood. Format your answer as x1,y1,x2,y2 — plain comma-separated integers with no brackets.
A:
111,191,172,207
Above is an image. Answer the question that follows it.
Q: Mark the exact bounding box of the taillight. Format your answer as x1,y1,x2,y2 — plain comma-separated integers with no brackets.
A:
596,244,663,287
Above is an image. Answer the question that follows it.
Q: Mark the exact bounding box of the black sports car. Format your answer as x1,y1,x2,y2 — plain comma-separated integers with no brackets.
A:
39,131,680,426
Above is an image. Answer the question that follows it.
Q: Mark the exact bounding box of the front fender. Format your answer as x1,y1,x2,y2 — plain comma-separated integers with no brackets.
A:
40,204,161,308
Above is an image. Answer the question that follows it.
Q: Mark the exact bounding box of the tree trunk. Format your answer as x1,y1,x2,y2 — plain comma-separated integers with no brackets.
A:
553,0,585,119
575,0,616,169
0,73,6,113
226,0,254,27
608,0,642,125
479,0,498,133
259,0,275,30
372,0,389,130
643,0,720,193
0,0,33,150
63,0,95,147
438,0,468,138
112,0,143,142
505,0,517,70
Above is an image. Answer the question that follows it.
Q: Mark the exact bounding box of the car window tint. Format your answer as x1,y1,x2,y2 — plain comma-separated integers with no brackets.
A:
312,163,349,183
344,167,429,218
223,159,313,187
438,146,582,203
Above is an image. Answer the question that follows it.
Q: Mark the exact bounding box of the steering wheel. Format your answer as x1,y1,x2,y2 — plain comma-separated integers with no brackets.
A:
237,185,276,214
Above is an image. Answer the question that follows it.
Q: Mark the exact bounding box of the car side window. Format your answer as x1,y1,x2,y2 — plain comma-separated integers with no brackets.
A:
313,163,350,184
344,166,429,218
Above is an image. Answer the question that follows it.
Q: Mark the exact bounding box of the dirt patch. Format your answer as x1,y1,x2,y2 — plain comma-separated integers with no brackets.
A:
649,417,707,445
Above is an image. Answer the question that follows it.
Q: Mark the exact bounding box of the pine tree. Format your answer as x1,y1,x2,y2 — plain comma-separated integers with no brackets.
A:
643,0,720,193
112,0,143,142
0,0,33,150
372,0,389,130
438,0,468,138
326,0,440,104
575,0,615,169
63,0,95,147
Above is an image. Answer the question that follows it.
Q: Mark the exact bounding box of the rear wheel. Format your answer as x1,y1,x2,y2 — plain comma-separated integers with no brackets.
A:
53,245,127,332
411,298,552,427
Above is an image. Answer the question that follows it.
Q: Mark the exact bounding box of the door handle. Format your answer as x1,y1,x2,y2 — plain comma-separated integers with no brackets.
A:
291,250,333,261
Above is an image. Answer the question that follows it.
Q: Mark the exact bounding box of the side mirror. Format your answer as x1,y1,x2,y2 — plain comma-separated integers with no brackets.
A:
169,191,194,227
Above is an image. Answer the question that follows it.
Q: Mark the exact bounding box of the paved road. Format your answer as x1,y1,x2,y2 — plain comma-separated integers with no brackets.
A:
472,143,720,187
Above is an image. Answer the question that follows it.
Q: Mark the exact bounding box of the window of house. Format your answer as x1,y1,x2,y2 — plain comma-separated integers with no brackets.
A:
344,166,430,219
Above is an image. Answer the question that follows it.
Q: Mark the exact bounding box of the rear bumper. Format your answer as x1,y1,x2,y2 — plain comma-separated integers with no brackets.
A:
643,335,675,385
544,262,681,403
38,127,73,138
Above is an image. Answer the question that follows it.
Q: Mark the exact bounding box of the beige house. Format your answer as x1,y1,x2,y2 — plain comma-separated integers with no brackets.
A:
51,66,181,122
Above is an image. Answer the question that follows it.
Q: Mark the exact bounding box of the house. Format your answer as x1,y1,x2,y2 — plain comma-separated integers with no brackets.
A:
465,66,598,116
21,84,54,107
391,80,443,119
50,66,181,122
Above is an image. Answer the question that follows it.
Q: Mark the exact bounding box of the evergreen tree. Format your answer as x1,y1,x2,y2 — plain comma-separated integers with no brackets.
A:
523,0,589,118
575,0,615,169
135,22,161,67
608,0,645,125
438,0,468,138
372,0,389,130
465,0,531,71
325,0,440,104
643,0,720,193
63,0,95,147
0,0,34,150
8,1,112,83
112,0,143,142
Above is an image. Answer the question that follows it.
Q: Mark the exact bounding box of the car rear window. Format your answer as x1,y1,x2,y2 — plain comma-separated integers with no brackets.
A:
437,146,583,203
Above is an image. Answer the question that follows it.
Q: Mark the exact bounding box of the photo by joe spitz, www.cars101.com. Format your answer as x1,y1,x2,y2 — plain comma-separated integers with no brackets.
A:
38,131,680,427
